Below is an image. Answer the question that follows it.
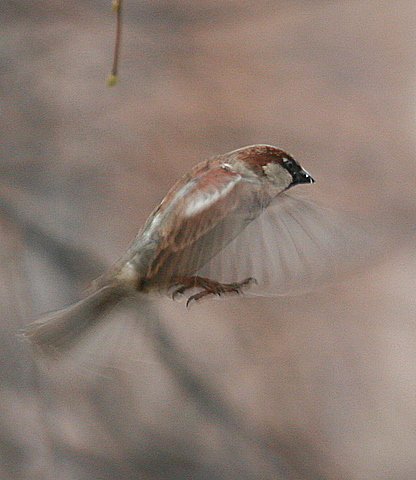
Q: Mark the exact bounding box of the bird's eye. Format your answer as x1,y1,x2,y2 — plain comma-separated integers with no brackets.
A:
280,157,297,174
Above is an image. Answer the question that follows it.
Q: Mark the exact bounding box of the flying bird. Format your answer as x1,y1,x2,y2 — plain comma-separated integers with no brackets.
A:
24,144,354,355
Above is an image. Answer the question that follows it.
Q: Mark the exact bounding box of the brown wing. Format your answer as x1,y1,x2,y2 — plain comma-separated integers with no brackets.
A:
145,164,265,285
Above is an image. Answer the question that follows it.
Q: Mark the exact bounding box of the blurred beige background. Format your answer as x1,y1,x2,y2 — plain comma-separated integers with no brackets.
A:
2,1,416,479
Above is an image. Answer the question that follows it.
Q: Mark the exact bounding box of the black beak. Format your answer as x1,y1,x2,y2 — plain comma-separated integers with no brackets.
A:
292,168,314,185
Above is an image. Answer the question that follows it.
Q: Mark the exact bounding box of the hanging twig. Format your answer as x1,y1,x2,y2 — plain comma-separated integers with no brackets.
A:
106,0,123,86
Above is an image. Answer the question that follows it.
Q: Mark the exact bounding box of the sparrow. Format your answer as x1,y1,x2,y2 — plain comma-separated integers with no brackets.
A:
23,145,316,355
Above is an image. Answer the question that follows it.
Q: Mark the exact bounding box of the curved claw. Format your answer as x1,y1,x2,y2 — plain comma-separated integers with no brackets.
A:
174,276,257,308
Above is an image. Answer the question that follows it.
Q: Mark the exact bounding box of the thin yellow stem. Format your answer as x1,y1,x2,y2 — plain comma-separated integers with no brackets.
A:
106,0,122,86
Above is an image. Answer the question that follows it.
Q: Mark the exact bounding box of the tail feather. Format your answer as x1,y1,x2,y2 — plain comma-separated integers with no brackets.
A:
22,284,131,356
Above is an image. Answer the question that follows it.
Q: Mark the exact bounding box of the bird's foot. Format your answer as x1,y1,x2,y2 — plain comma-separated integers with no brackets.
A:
170,276,256,307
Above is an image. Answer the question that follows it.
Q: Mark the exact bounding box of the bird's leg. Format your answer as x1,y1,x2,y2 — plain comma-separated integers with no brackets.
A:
170,276,256,307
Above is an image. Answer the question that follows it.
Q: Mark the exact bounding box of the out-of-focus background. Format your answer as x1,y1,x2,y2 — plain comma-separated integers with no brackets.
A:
2,1,416,479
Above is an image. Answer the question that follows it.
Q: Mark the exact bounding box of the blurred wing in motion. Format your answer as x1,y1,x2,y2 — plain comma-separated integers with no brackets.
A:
196,194,376,296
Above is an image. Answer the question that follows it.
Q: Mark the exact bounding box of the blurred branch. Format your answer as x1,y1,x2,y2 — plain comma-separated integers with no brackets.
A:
0,180,106,282
106,0,123,86
0,180,237,423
